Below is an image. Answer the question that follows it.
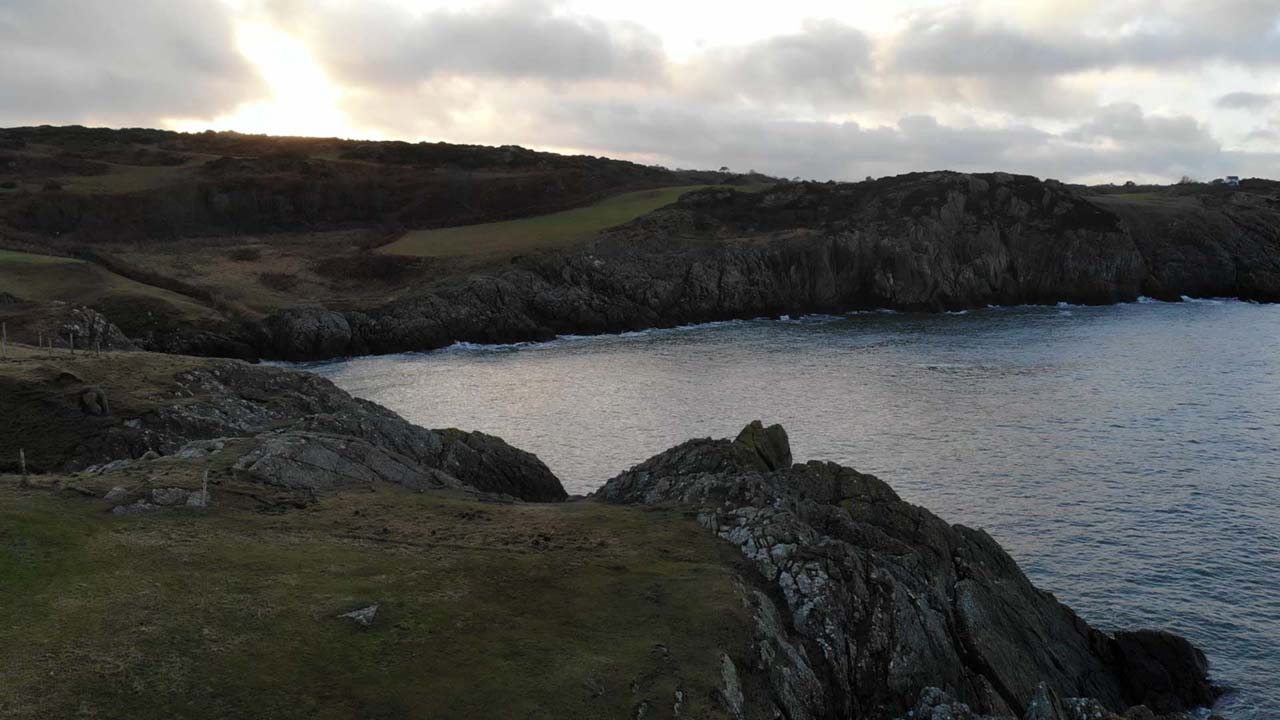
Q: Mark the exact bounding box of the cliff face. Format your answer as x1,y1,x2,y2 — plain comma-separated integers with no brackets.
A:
252,172,1280,360
598,422,1220,720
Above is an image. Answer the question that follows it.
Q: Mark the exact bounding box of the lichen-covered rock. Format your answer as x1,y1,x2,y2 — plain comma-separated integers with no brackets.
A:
598,422,1221,720
102,486,129,504
56,360,567,502
150,487,190,506
232,431,459,493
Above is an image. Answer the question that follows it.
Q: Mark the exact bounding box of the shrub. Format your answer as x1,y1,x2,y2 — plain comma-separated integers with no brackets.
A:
259,272,299,291
229,247,262,262
313,253,418,283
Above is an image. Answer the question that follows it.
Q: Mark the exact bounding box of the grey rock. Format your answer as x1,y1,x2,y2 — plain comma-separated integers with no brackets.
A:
232,431,459,493
903,687,998,720
718,653,745,720
92,458,132,475
176,438,227,460
150,487,190,506
57,360,567,502
103,486,129,504
598,422,1219,720
339,604,378,627
185,490,211,508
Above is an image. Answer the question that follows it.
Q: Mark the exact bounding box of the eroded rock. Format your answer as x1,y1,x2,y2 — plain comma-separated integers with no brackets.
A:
598,422,1220,720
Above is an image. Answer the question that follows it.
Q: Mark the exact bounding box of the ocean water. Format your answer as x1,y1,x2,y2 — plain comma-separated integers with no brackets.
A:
306,300,1280,717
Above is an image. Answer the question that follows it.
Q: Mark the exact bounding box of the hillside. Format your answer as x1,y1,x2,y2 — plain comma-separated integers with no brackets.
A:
1,127,1278,362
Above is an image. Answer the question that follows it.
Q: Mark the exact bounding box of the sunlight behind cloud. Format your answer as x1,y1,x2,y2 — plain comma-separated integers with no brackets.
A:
167,22,372,138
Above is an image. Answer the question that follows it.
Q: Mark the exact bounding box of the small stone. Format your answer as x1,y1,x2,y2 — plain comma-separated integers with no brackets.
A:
185,490,211,508
140,450,159,461
103,486,129,504
340,604,378,627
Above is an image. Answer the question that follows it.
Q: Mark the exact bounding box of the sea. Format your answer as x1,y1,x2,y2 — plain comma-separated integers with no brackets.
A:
305,298,1280,717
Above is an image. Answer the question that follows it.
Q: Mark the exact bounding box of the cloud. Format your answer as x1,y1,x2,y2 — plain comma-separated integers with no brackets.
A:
292,0,666,88
532,96,1269,182
1217,91,1280,110
889,1,1280,79
0,0,262,126
4,0,1280,184
679,20,873,108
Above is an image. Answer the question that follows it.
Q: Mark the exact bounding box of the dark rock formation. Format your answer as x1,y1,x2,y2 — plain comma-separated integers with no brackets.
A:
28,359,567,502
597,422,1221,720
251,173,1280,360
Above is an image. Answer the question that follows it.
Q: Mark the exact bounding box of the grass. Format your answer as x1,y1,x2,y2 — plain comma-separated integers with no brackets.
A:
0,347,218,473
0,249,220,331
0,478,750,719
380,185,761,258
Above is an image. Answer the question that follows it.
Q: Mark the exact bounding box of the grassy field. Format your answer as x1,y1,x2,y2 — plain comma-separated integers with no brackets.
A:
0,249,222,335
0,474,751,719
381,185,757,258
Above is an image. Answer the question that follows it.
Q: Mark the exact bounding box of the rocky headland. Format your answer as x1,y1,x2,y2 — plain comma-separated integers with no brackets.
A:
249,172,1280,360
0,348,1225,718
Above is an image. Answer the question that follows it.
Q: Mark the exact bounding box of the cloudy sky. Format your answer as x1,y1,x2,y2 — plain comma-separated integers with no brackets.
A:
3,0,1279,183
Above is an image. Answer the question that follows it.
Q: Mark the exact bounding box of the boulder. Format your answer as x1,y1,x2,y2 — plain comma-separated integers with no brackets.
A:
1112,630,1217,713
733,420,792,471
185,490,211,508
78,386,110,416
150,488,190,506
103,486,129,504
262,307,352,361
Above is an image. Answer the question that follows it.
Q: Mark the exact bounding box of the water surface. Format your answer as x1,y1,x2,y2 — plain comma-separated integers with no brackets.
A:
308,300,1280,717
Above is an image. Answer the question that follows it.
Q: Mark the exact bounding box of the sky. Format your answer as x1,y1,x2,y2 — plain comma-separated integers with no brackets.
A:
2,0,1279,183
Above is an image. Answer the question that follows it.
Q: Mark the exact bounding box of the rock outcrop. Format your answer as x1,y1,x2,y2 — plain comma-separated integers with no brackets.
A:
597,422,1221,720
16,358,566,502
251,173,1280,360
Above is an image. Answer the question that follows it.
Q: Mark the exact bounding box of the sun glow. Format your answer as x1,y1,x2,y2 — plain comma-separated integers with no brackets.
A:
168,23,371,138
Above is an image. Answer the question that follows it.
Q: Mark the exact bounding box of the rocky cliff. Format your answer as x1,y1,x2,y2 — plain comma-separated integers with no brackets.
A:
252,172,1280,360
598,421,1222,720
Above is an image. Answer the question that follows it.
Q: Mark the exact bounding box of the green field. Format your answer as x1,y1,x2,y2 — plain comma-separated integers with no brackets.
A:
380,185,757,258
0,249,222,336
0,474,750,719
